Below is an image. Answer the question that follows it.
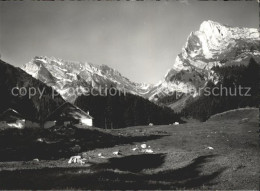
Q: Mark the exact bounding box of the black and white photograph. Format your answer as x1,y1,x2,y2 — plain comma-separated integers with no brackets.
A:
0,0,259,190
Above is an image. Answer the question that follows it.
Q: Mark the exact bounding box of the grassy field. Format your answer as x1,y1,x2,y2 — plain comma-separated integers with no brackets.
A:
0,108,259,190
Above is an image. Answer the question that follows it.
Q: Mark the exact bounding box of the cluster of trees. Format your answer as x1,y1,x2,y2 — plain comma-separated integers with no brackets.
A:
182,58,260,121
75,91,181,129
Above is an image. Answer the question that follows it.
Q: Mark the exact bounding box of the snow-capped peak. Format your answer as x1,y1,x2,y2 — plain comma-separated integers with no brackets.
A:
22,56,153,103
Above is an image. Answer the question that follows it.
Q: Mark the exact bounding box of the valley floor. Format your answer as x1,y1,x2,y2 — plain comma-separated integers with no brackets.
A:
0,108,259,190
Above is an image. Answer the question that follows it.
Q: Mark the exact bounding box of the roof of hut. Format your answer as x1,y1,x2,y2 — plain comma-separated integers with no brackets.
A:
44,102,93,122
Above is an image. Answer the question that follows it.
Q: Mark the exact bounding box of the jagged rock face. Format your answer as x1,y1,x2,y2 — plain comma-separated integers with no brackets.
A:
174,20,260,71
22,56,153,103
149,20,260,105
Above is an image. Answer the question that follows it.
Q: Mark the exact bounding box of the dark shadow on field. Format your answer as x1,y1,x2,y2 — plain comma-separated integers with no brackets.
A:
0,154,226,189
91,153,166,172
0,125,167,161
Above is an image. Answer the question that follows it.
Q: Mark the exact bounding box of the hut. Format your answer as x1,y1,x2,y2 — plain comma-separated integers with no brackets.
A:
43,102,93,128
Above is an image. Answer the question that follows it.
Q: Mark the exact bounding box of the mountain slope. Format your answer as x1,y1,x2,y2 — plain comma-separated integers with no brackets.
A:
0,59,65,122
22,56,153,103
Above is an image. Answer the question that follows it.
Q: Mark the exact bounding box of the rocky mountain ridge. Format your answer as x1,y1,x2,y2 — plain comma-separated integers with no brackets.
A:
22,56,153,102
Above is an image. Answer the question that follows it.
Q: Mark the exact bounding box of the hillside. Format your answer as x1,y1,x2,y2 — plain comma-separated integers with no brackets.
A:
0,59,65,122
208,107,258,121
181,58,260,121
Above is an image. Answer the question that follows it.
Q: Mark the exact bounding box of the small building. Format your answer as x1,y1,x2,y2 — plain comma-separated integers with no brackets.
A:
43,102,93,128
0,109,25,129
174,122,179,125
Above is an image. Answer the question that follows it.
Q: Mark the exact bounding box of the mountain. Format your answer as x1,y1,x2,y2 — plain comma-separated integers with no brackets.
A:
149,20,260,110
0,59,65,122
22,56,153,103
22,20,260,112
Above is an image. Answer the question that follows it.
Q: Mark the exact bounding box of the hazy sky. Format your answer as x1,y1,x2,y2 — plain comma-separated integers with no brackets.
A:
0,1,258,84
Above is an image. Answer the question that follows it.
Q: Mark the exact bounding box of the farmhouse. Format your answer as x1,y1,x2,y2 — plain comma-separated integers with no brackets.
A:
43,102,93,128
0,109,26,128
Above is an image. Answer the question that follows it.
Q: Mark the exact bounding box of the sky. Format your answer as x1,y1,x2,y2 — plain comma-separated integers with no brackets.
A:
0,1,258,84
